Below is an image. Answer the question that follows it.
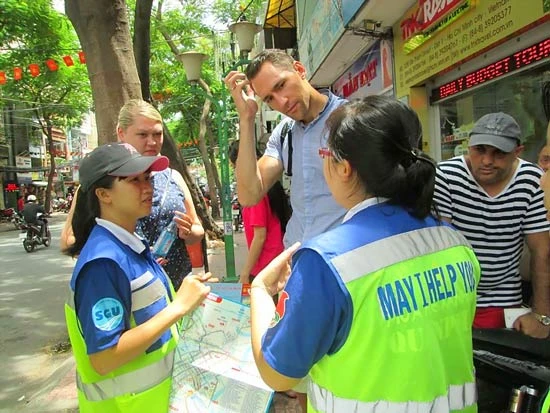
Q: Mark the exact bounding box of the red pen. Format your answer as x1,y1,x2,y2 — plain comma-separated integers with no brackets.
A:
207,293,222,303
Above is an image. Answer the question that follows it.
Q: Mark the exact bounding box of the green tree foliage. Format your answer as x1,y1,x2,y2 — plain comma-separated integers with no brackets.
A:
150,1,220,145
0,0,92,210
212,0,264,27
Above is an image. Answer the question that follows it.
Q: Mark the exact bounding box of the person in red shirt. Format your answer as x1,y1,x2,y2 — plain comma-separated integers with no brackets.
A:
229,141,291,283
17,195,24,213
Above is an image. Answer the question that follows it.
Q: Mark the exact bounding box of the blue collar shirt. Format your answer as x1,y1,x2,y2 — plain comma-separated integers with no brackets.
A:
264,90,347,247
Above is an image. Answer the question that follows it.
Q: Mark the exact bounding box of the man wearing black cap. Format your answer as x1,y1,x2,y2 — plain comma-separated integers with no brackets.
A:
434,112,550,338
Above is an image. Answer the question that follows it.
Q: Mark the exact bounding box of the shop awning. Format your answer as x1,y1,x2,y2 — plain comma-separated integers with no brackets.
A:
264,0,295,29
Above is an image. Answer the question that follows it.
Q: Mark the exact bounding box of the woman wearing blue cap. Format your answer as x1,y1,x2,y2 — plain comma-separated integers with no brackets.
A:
63,143,213,413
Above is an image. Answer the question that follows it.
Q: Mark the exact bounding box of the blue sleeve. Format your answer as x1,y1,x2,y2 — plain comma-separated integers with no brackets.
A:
75,259,132,355
261,248,352,378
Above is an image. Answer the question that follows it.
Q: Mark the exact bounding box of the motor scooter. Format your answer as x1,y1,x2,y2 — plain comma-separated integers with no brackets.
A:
19,213,51,253
11,212,25,230
231,196,242,232
0,207,15,223
474,328,550,412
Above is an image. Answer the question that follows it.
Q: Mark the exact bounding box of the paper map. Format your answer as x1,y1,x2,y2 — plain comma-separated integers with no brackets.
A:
169,293,273,412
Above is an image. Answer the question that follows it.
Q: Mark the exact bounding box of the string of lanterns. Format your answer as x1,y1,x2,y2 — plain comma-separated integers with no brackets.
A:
0,51,86,85
2,51,202,149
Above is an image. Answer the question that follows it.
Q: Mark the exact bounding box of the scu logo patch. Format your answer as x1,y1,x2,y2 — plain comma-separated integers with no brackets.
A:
92,298,124,331
269,290,289,328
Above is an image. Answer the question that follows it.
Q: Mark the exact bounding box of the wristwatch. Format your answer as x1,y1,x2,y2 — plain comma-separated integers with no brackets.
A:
532,312,550,326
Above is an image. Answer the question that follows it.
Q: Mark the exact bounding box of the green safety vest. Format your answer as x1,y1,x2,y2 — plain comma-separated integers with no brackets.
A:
307,225,480,413
65,282,178,413
541,390,550,413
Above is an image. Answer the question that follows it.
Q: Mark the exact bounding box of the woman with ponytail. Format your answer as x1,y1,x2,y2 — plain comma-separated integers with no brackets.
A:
64,143,212,413
249,96,481,412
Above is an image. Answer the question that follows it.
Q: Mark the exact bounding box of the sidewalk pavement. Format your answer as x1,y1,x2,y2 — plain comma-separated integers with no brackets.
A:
20,219,302,413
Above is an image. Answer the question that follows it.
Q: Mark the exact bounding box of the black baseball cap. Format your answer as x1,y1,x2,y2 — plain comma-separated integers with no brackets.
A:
79,143,169,191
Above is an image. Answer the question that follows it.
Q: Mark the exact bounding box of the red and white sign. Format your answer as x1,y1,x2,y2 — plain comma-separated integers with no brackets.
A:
400,0,465,42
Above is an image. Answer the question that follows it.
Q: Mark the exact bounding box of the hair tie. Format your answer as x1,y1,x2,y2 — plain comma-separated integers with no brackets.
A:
412,148,436,169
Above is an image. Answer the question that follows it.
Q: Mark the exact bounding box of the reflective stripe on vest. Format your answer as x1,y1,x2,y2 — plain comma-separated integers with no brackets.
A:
131,275,166,312
66,271,175,402
66,274,167,313
76,347,175,401
331,226,470,283
309,381,476,413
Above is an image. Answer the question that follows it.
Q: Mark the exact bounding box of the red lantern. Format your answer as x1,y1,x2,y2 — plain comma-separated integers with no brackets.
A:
0,72,6,85
13,67,22,81
28,63,40,77
63,55,74,66
46,59,58,71
78,51,86,64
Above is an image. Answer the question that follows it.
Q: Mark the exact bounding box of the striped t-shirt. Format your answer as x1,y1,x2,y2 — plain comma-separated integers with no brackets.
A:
434,156,549,307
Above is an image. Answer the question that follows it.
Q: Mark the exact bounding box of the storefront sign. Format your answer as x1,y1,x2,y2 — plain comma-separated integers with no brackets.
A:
16,156,32,182
401,0,471,53
432,37,550,101
393,0,550,98
29,145,43,159
4,182,19,192
333,40,393,99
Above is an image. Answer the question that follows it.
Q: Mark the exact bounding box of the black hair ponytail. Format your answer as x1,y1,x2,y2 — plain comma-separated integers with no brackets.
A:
64,176,116,257
326,96,437,219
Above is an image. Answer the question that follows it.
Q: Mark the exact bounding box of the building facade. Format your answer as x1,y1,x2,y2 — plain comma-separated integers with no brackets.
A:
392,0,550,161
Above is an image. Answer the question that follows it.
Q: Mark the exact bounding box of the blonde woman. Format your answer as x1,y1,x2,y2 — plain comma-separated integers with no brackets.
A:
61,100,204,290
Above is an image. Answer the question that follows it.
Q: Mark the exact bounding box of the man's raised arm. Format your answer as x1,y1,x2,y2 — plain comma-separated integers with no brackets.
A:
225,70,282,206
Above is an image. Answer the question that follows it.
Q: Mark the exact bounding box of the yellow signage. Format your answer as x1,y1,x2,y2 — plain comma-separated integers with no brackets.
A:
394,0,550,98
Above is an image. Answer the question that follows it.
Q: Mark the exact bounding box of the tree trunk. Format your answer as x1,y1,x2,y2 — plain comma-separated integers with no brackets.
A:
133,1,222,239
65,0,142,144
206,124,222,210
154,3,222,232
65,0,222,240
161,127,223,239
44,120,55,214
133,0,153,101
197,79,221,219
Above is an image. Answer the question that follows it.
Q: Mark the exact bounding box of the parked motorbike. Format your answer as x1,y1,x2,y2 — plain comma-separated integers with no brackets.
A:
0,207,16,223
19,214,51,253
474,328,550,412
231,196,242,232
52,197,71,213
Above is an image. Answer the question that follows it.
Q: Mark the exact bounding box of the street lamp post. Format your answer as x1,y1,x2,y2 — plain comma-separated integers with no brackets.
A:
178,21,261,282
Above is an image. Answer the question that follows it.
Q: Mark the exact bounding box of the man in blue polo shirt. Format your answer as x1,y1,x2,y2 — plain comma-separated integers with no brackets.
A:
225,49,346,248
